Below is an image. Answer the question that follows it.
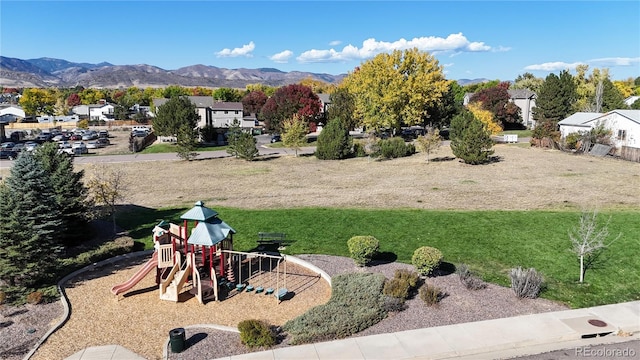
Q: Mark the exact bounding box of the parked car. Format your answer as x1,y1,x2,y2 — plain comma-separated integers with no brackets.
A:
12,143,26,152
69,133,82,141
0,149,18,160
97,137,110,147
82,131,98,141
25,142,39,152
86,140,102,149
132,130,147,138
99,130,110,138
71,141,88,154
52,134,69,142
1,142,16,149
36,133,52,142
58,141,72,150
270,134,281,143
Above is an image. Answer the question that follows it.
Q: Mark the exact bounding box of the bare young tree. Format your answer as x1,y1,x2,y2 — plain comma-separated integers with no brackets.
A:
415,128,442,163
569,210,621,283
86,165,127,233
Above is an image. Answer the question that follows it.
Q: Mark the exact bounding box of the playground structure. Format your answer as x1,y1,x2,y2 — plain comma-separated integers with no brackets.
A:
110,201,289,304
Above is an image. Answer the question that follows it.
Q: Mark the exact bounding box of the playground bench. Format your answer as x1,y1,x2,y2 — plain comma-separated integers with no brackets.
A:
257,232,286,246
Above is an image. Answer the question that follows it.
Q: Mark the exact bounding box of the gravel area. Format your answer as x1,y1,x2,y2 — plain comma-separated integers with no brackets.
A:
0,302,64,360
167,254,568,360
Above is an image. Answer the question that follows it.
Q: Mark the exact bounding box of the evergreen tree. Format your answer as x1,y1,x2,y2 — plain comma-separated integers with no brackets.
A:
226,119,243,158
450,110,494,165
0,153,63,297
316,118,352,160
601,78,627,112
154,96,199,136
327,88,357,130
235,132,259,161
176,122,199,161
533,70,577,124
32,142,90,246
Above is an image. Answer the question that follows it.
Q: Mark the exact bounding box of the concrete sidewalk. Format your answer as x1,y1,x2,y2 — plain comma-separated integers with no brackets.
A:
65,301,639,360
213,300,639,360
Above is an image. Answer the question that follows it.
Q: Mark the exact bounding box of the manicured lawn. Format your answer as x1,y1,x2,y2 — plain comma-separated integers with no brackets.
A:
117,206,640,308
140,143,229,153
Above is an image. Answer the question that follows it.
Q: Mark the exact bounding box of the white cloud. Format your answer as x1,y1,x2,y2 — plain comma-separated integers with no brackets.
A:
216,41,255,58
329,40,342,46
270,50,294,63
296,33,494,63
588,57,640,66
524,61,585,72
524,57,640,73
493,45,512,53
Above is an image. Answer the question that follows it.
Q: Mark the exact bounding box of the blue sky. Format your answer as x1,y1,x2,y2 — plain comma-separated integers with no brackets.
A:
2,1,639,81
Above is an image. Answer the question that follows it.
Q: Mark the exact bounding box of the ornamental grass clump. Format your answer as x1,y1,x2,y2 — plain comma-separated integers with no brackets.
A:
510,267,544,299
283,272,387,344
456,263,487,290
419,283,445,306
347,235,380,266
412,246,443,276
238,319,277,348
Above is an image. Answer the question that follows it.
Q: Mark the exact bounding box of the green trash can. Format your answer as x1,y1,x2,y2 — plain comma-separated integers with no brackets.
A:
169,328,185,353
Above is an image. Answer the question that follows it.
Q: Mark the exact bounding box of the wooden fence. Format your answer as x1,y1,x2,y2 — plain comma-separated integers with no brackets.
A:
619,146,640,163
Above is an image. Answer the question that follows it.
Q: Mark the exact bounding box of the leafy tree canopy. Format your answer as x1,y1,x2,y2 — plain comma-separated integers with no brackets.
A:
153,96,199,137
213,87,243,102
242,90,268,116
260,84,322,133
343,48,449,132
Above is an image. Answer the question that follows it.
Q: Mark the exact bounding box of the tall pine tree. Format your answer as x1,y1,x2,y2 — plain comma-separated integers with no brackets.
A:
33,142,90,246
533,70,577,125
0,153,63,297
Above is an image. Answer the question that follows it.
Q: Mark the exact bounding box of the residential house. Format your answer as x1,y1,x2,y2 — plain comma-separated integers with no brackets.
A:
558,110,640,149
462,90,537,129
153,96,251,129
0,104,26,119
624,96,639,107
72,102,115,121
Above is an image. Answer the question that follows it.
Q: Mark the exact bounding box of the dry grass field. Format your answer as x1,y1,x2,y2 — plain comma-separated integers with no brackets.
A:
77,142,639,211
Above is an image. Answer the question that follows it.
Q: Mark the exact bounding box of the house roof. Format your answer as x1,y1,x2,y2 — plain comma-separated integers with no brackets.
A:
558,112,602,126
152,96,242,111
585,110,640,125
180,200,219,221
186,219,236,247
317,93,330,104
507,89,536,99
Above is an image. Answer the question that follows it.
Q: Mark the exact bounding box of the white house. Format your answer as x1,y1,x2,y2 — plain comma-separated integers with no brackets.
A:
558,110,640,149
0,104,26,119
72,101,115,121
558,112,602,139
624,96,639,107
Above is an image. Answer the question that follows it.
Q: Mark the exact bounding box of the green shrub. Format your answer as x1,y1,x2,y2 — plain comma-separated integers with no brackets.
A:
347,236,379,266
564,132,582,150
352,141,367,157
383,278,409,299
419,284,444,306
382,295,406,312
456,264,487,290
316,118,352,160
394,269,420,288
283,272,387,344
383,269,421,300
510,267,544,299
375,137,415,159
412,246,443,276
238,319,276,348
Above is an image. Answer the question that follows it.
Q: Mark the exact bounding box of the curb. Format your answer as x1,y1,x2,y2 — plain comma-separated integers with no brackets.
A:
22,250,154,360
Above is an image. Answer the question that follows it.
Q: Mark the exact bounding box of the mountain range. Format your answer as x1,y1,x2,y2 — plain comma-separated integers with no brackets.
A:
0,56,489,89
